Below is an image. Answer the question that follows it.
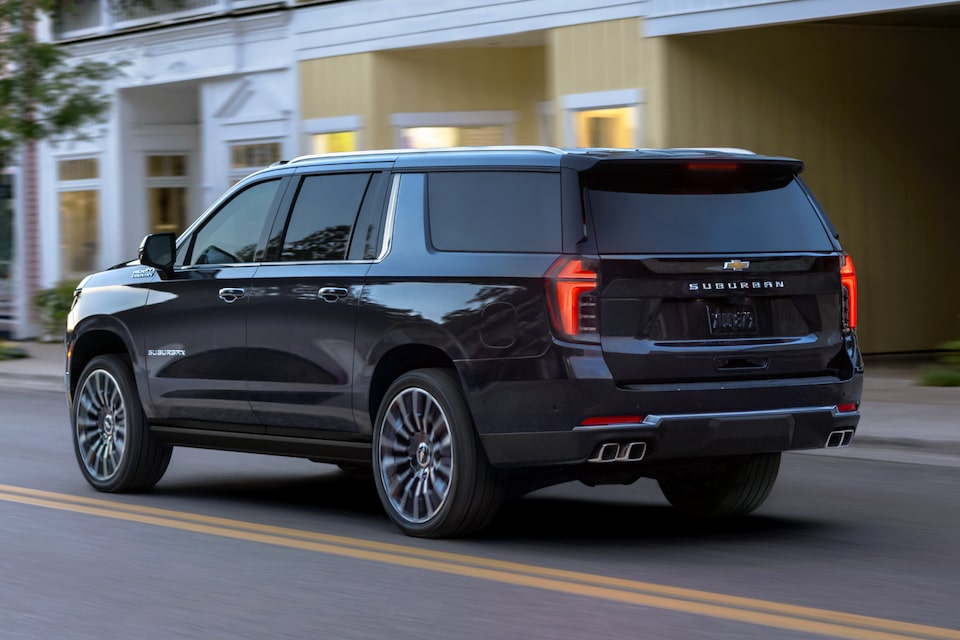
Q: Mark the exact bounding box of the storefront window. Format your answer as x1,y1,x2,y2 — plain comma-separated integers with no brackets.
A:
230,142,281,184
311,132,357,154
146,155,188,234
401,125,505,149
58,157,100,279
59,190,100,279
573,107,638,148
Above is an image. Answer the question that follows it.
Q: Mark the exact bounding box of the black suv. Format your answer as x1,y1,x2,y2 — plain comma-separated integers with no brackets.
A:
66,146,863,537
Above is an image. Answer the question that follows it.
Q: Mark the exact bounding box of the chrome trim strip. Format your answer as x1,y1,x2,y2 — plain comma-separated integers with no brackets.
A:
377,174,401,263
573,406,843,431
642,406,839,427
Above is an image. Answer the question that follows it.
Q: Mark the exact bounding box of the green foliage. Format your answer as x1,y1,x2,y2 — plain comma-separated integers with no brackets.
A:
33,279,79,340
918,336,960,387
0,340,28,361
0,0,126,168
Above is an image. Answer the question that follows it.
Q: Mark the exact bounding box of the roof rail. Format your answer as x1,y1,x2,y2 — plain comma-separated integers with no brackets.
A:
669,147,757,155
286,145,565,165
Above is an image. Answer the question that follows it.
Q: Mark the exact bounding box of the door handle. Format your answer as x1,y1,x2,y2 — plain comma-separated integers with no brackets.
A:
318,287,349,303
219,287,246,304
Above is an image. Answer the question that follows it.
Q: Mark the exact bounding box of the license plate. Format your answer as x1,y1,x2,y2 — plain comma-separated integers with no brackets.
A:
707,304,757,335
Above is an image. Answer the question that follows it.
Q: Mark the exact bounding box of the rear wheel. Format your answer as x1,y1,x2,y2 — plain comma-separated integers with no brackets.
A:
657,453,781,518
73,355,172,492
372,368,503,538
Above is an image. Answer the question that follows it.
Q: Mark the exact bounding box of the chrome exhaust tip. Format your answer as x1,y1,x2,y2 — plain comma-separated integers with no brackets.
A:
588,442,647,463
622,442,647,461
589,442,621,463
825,429,855,448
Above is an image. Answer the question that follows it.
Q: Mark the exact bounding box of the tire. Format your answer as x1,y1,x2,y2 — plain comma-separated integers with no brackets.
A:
72,355,172,492
657,453,781,518
372,368,504,538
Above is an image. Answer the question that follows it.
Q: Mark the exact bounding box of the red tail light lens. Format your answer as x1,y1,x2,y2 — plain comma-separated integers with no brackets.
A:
840,253,858,331
546,257,599,342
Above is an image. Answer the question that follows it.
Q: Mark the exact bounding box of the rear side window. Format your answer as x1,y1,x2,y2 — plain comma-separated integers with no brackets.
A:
280,173,371,261
427,171,561,253
584,166,834,254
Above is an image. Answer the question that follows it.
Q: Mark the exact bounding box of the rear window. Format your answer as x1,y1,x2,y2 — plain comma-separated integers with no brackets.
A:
584,167,834,254
427,171,561,253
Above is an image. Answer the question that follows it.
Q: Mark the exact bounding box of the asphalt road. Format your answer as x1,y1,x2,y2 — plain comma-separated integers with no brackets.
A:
1,388,958,640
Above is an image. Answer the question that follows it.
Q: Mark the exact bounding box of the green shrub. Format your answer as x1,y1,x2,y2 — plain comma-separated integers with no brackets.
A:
918,336,960,387
0,341,27,361
33,280,81,341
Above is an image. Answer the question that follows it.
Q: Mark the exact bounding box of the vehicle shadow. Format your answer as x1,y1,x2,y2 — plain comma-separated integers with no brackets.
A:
149,465,831,547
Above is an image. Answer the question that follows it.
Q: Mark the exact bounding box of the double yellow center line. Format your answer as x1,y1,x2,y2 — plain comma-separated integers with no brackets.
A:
1,483,956,640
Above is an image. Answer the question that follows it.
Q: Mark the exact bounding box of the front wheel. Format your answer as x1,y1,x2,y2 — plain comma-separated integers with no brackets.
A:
72,355,172,492
372,369,503,538
657,453,781,518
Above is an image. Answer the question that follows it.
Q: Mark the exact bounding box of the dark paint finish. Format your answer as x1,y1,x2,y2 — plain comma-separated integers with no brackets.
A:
67,147,863,476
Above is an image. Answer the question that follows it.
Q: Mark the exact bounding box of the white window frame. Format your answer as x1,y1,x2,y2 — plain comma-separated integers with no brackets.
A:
302,115,363,154
390,111,516,148
560,89,645,148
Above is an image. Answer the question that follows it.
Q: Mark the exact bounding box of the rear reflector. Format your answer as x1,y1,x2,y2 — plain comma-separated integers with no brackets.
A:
580,415,644,426
836,403,858,413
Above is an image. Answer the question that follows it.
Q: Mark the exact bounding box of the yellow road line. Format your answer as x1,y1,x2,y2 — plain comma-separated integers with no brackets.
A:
1,485,956,640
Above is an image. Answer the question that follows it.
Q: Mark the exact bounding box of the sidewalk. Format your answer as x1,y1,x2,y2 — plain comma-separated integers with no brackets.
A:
1,341,957,465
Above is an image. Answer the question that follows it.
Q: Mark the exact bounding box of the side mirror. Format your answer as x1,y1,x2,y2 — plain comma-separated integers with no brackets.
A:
139,233,176,274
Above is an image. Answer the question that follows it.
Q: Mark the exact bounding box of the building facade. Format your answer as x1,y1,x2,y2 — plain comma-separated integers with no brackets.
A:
10,0,958,353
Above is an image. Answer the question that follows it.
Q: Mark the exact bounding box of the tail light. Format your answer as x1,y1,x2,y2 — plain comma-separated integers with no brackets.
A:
840,253,858,331
546,257,599,343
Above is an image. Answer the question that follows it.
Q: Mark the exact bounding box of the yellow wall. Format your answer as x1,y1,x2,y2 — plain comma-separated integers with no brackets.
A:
658,25,960,353
369,47,546,148
547,18,668,146
300,53,375,120
300,47,546,149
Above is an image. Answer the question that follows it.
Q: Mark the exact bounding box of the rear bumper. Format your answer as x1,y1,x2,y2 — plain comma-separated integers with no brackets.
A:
458,343,863,468
479,405,860,467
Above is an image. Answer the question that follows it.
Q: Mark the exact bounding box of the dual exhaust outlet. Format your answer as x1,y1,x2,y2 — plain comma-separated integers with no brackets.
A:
588,441,647,463
825,429,855,448
589,429,853,461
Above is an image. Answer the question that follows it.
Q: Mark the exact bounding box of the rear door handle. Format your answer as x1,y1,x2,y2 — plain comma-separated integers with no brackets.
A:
318,287,349,303
218,287,246,304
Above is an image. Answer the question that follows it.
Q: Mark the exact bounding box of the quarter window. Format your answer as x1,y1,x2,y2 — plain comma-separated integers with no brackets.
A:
427,172,561,253
187,179,282,265
280,173,371,262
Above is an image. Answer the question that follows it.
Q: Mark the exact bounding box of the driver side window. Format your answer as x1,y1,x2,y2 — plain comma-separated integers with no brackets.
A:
187,179,282,266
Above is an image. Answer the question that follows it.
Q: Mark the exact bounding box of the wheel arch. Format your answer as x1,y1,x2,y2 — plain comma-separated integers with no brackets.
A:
69,318,143,408
366,343,459,431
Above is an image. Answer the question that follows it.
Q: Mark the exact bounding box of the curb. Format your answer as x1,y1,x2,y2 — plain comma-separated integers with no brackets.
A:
0,372,64,393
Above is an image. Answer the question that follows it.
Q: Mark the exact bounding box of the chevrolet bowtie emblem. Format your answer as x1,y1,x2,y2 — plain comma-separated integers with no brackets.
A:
722,259,750,271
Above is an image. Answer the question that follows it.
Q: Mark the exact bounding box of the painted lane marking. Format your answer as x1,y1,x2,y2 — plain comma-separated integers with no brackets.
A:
1,485,956,640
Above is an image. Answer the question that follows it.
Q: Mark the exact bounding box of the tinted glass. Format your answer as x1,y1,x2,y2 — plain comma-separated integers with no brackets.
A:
586,174,833,254
188,179,281,265
280,173,371,261
427,171,561,253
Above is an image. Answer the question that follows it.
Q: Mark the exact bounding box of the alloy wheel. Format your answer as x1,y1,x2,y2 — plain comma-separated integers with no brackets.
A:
75,369,127,482
377,387,454,524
